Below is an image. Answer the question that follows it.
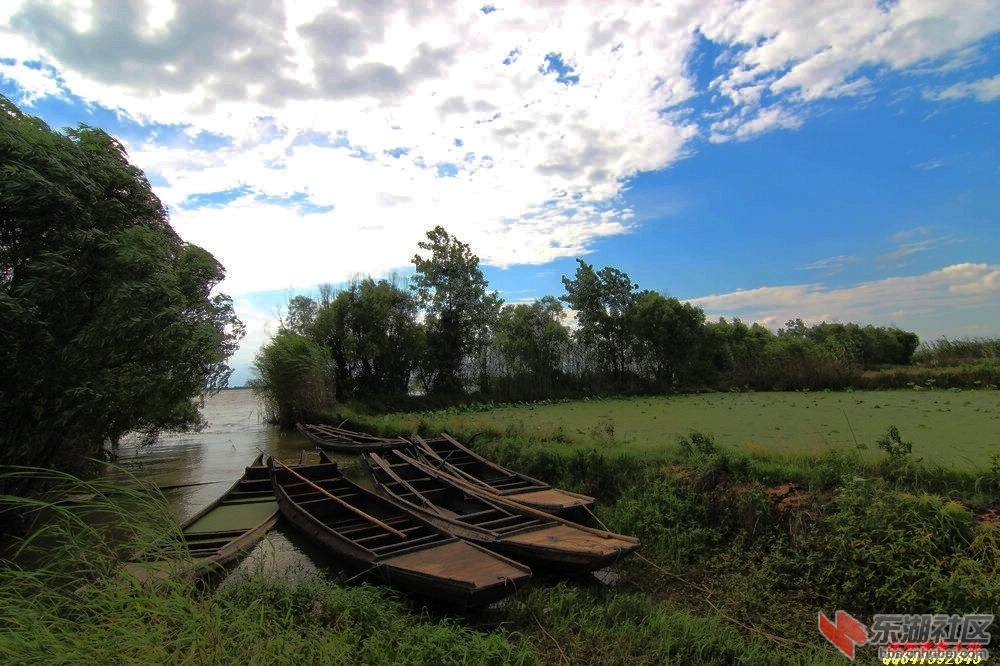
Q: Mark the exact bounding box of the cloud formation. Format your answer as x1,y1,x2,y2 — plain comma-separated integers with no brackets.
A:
4,1,999,297
691,263,1000,339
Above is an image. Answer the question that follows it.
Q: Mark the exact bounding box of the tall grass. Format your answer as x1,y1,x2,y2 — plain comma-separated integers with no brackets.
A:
5,425,998,664
0,466,535,665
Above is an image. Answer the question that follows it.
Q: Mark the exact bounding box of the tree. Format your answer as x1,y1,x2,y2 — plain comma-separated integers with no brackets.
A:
0,96,244,492
495,296,570,395
281,294,319,336
315,277,423,398
628,291,705,387
411,226,501,394
560,259,639,381
249,333,336,428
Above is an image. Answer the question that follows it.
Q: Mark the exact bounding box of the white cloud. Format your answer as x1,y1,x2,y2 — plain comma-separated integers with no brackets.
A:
3,0,1000,302
878,233,961,266
926,73,1000,102
690,263,1000,339
800,255,862,275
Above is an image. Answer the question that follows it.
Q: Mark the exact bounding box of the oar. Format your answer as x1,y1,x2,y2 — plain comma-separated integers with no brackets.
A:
397,449,639,543
412,435,496,492
267,453,407,539
367,451,448,517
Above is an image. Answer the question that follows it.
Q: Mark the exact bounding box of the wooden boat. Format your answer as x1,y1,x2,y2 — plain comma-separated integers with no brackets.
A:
297,422,409,453
125,453,279,582
363,449,639,575
268,455,531,608
411,433,595,517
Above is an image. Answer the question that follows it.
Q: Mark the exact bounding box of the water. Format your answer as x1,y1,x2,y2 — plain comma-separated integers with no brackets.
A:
108,388,355,580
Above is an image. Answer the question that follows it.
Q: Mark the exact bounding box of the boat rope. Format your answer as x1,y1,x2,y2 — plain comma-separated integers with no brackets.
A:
531,611,570,666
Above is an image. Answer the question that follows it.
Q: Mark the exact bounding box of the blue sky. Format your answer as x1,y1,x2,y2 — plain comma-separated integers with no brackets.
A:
2,1,998,386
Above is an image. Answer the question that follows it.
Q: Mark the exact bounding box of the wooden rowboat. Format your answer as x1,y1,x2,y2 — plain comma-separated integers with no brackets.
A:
268,455,531,608
126,453,279,583
296,423,409,453
411,433,595,517
363,449,639,575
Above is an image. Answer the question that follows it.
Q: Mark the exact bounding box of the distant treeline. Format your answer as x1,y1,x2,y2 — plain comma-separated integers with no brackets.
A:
251,227,998,424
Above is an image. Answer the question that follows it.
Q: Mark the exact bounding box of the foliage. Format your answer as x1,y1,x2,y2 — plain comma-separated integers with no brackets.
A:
492,297,570,398
411,225,502,394
249,333,336,428
0,96,243,492
876,424,912,465
560,258,639,379
280,294,319,336
628,290,706,388
315,277,423,399
913,337,1000,366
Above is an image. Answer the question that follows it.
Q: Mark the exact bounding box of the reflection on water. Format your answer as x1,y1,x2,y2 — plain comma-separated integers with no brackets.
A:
107,388,360,580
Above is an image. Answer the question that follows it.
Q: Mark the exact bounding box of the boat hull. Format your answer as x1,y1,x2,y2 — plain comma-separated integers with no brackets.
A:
270,458,531,608
297,423,408,453
126,453,279,583
413,434,595,517
364,450,639,575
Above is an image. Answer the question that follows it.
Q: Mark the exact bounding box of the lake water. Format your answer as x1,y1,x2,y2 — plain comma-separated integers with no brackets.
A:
108,388,355,580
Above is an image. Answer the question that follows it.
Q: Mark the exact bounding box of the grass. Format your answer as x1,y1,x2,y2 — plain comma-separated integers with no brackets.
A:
367,389,1000,470
4,402,999,664
0,466,536,665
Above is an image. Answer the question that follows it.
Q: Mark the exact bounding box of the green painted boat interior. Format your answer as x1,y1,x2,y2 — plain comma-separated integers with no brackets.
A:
184,499,278,535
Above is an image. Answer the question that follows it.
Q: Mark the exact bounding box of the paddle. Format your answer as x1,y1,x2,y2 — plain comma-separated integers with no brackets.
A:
366,451,450,517
411,435,497,491
266,453,407,539
393,448,638,543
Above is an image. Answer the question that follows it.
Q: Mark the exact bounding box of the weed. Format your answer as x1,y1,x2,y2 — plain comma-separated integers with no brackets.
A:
876,424,912,464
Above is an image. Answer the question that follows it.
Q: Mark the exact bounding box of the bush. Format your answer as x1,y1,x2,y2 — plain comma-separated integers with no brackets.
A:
249,333,336,428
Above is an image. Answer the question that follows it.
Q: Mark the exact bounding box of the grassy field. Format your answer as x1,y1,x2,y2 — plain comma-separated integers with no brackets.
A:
407,389,1000,470
5,394,999,665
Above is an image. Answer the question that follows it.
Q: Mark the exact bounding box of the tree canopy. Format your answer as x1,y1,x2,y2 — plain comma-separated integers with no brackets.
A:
560,259,639,378
411,225,502,394
0,96,244,490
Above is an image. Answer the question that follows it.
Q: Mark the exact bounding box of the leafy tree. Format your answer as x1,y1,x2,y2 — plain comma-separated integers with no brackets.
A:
281,294,319,336
560,259,639,380
0,96,243,491
698,318,775,387
628,291,705,387
315,277,423,398
495,296,570,394
249,333,336,428
860,326,919,366
411,226,501,394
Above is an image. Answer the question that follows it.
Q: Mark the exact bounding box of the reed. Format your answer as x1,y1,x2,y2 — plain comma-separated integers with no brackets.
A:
0,466,534,665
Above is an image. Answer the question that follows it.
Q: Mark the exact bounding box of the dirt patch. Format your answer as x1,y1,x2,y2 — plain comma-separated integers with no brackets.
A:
975,507,1000,528
766,483,810,514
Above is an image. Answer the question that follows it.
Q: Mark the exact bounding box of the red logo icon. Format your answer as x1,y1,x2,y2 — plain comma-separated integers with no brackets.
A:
819,610,869,660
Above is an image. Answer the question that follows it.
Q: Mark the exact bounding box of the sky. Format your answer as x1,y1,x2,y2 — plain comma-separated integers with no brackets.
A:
2,0,999,387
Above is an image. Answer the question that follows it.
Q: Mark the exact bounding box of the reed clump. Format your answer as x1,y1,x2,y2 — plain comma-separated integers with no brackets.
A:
0,466,535,666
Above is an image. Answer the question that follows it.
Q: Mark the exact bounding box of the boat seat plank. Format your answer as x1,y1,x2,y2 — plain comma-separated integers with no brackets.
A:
477,515,534,528
456,509,504,522
370,533,446,554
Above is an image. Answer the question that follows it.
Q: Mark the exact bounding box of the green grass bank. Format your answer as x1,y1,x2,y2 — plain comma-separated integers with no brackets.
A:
4,393,999,664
